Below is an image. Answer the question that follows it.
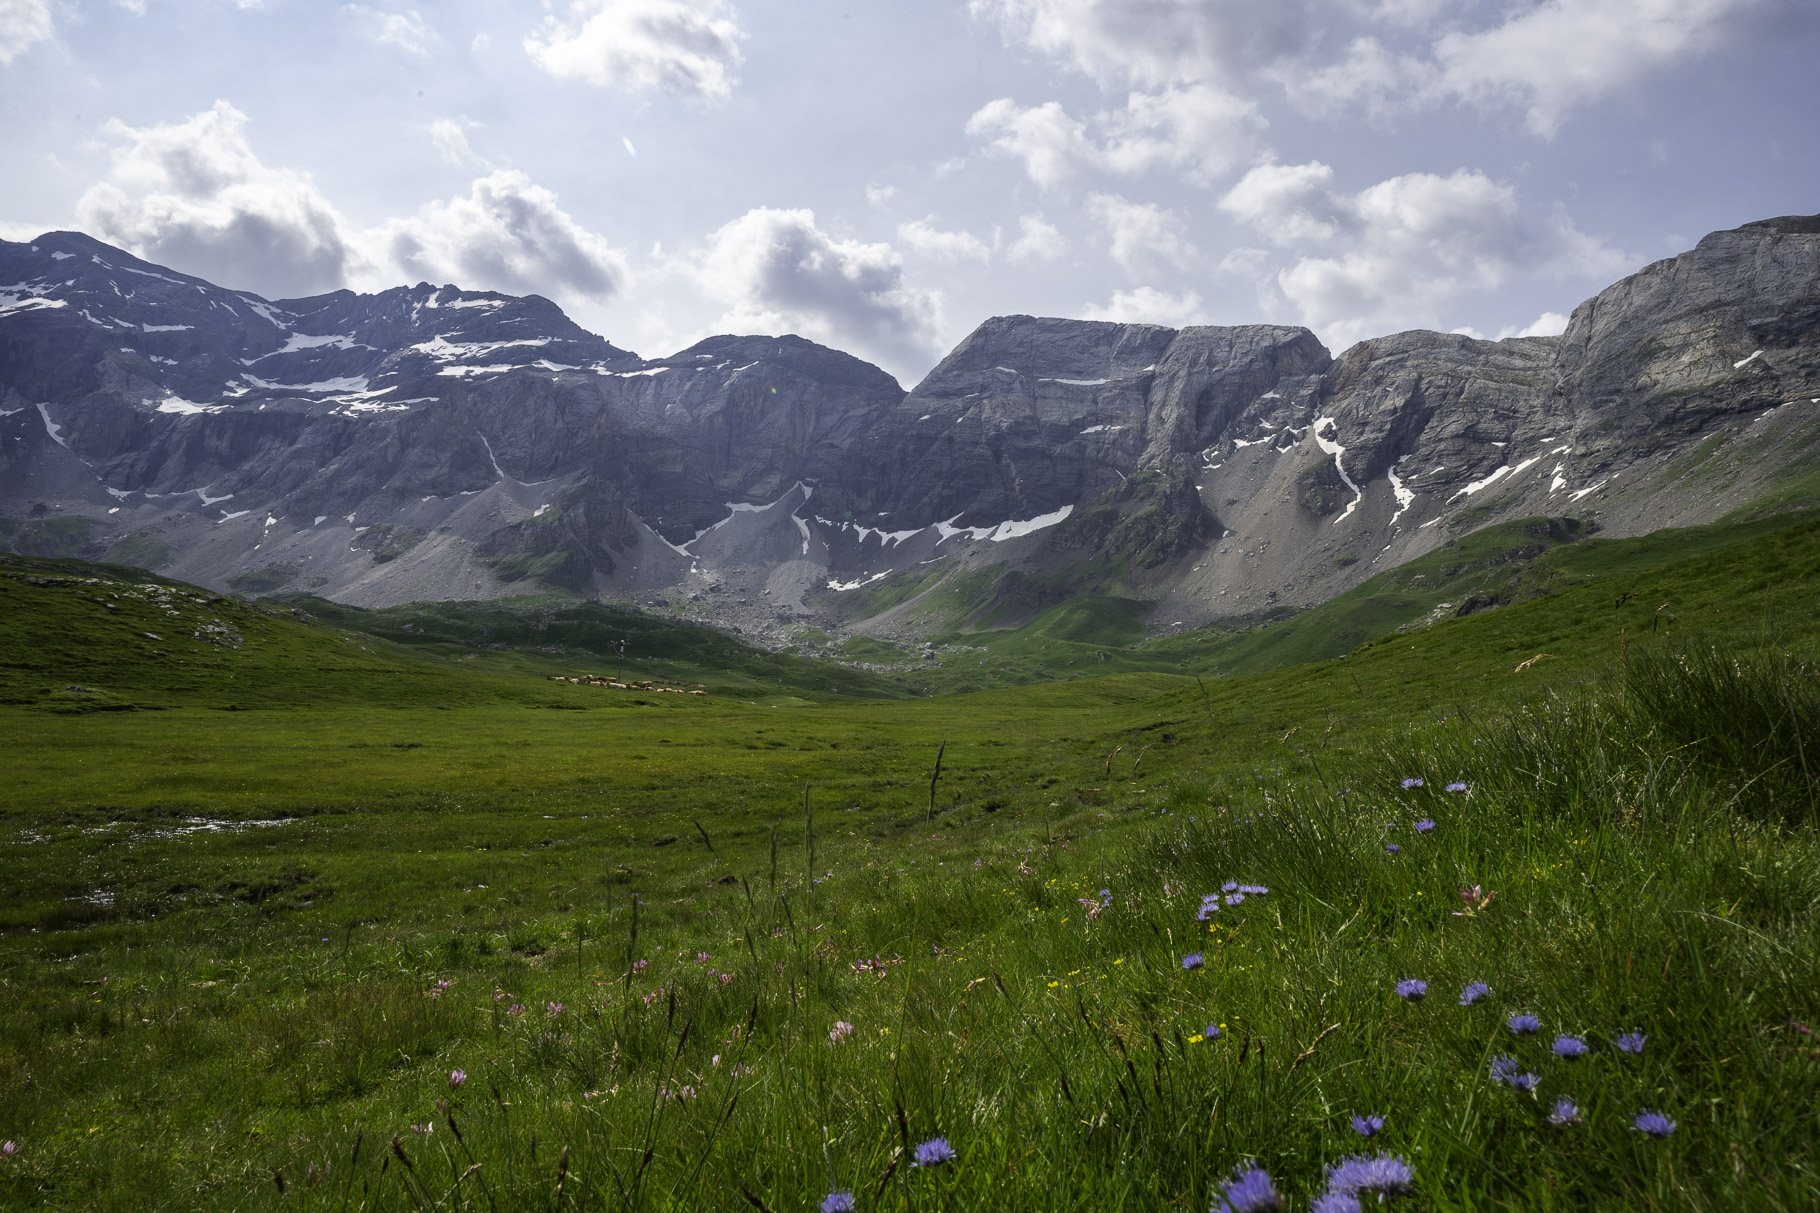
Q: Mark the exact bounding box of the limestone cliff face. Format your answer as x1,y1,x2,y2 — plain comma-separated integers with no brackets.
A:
3,217,1817,642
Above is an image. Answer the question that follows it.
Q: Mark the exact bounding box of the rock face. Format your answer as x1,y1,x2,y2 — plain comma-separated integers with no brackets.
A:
4,216,1819,649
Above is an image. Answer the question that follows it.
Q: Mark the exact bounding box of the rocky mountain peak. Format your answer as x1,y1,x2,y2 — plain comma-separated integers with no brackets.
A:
4,216,1818,656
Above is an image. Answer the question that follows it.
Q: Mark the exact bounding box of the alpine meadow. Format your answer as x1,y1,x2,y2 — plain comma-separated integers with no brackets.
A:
4,3,1820,1205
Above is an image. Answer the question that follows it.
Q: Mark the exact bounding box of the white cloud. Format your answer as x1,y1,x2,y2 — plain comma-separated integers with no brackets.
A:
76,101,357,299
970,0,1317,91
965,87,1262,188
343,6,434,57
1498,310,1570,339
689,207,945,381
0,0,54,65
964,98,1095,188
865,183,898,206
1081,285,1205,327
1098,84,1264,182
375,170,630,303
1429,0,1767,137
115,0,147,15
1086,192,1194,271
429,118,486,167
897,217,992,263
0,218,51,241
525,0,744,102
1007,213,1067,263
71,101,627,308
1218,159,1632,349
1217,160,1347,245
974,0,1784,140
1273,35,1409,119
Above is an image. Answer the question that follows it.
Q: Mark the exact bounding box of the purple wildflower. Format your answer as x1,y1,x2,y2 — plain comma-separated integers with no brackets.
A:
1548,1098,1582,1127
1385,844,1400,854
1238,884,1270,896
829,1020,854,1044
1488,1055,1522,1084
0,1141,14,1158
1459,981,1491,1006
1349,1112,1385,1137
506,1003,525,1017
821,1191,856,1213
1197,900,1220,921
1310,1195,1361,1213
1508,1072,1541,1092
1414,820,1435,833
1182,952,1205,970
1614,1032,1647,1054
1632,1110,1677,1138
1508,1013,1541,1035
1222,881,1240,892
1446,782,1468,793
1205,1024,1222,1040
1324,1152,1416,1198
546,1001,564,1017
448,1068,467,1089
1394,978,1428,1001
1553,1035,1588,1059
1210,1164,1283,1213
1401,778,1425,789
913,1137,956,1168
1225,893,1246,906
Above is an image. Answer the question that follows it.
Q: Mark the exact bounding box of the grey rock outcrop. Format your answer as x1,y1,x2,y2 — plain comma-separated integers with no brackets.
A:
3,215,1818,649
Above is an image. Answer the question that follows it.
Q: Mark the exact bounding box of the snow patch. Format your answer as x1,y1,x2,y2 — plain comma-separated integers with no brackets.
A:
240,373,370,394
250,331,367,358
1080,424,1122,435
217,510,252,523
1311,416,1364,524
237,297,288,327
1387,455,1415,526
0,288,68,316
478,434,509,481
156,398,225,418
816,517,922,547
1733,349,1764,370
436,364,517,378
412,335,553,360
32,403,71,449
1451,453,1543,500
140,322,193,332
936,504,1074,544
1044,377,1110,386
1568,475,1614,501
828,571,891,592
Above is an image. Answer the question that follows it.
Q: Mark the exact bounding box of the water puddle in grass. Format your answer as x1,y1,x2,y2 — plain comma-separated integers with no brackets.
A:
142,817,297,839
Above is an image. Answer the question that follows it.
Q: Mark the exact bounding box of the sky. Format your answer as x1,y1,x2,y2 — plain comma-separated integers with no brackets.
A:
2,0,1816,386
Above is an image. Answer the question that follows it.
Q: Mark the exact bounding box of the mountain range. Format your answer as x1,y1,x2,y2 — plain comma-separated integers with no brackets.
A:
3,215,1817,653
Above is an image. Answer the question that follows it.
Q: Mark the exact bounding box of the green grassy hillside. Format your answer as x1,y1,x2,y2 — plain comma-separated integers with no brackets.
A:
2,515,1819,1209
0,554,904,711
